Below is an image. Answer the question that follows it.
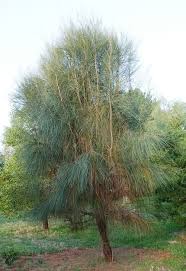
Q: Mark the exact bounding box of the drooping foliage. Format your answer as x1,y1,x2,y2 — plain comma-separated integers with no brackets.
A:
7,23,167,261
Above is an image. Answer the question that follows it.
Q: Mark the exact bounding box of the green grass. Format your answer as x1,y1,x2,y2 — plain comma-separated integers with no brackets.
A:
0,214,185,270
109,221,183,249
0,215,183,252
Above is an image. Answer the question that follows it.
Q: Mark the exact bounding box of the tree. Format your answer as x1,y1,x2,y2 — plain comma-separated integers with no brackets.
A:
1,127,51,229
0,154,33,215
11,23,166,261
0,153,4,170
152,102,186,224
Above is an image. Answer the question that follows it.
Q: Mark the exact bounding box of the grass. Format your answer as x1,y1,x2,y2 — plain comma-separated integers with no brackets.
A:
0,214,185,270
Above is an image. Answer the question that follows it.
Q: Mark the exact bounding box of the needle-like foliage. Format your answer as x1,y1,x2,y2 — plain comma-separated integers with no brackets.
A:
12,22,166,261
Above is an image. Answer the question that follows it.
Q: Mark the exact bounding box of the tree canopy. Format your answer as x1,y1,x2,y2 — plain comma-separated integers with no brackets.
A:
3,23,171,261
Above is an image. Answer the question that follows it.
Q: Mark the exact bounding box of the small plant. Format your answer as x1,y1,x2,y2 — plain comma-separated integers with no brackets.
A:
1,248,19,266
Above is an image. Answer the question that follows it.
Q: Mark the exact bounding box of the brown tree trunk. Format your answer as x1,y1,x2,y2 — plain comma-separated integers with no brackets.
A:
43,217,49,230
95,212,113,262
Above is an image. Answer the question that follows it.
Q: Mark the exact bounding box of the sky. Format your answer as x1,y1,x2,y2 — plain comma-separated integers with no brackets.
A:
0,0,186,143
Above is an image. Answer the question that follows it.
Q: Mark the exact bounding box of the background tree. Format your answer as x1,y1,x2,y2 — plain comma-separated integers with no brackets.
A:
0,126,51,229
0,154,33,215
9,23,166,262
152,102,186,224
0,153,4,170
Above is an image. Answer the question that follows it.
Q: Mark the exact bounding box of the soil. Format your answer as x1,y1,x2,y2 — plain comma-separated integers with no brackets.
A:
0,248,171,271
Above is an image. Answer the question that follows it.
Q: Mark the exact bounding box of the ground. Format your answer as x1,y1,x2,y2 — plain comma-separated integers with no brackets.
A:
0,248,173,271
0,215,185,271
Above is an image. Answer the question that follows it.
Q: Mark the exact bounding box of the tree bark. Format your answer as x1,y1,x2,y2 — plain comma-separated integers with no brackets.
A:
43,217,49,230
95,212,113,262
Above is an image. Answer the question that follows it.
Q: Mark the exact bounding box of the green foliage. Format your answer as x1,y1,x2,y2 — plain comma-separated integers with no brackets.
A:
0,20,185,269
1,248,19,266
0,26,173,262
1,124,55,216
113,88,155,131
0,153,4,170
7,22,167,236
0,159,51,218
0,155,33,214
152,102,186,224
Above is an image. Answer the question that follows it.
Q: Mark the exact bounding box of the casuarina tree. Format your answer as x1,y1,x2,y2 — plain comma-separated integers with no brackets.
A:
12,22,166,261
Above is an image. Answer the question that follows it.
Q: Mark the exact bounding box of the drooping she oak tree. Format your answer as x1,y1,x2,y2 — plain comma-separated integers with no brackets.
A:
12,23,166,261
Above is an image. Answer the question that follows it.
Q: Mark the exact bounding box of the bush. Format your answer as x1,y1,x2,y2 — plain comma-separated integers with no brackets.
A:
1,248,19,266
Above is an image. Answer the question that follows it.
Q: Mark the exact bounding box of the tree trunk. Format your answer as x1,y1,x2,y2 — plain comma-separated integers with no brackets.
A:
43,217,49,230
95,212,113,262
